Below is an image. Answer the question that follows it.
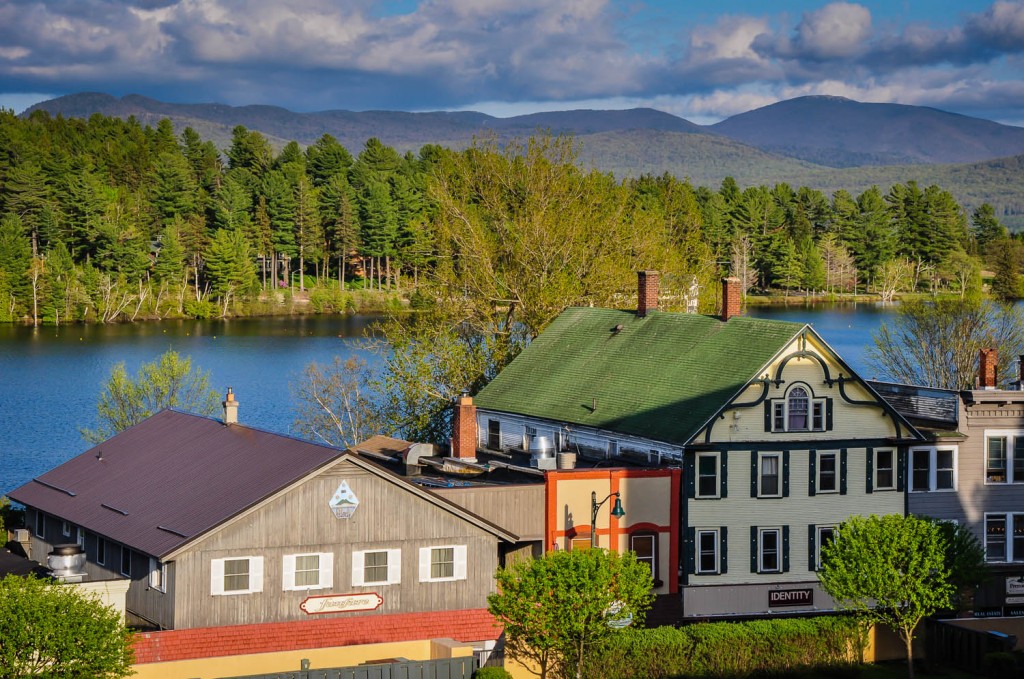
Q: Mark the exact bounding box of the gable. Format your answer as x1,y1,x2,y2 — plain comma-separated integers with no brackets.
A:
474,307,803,445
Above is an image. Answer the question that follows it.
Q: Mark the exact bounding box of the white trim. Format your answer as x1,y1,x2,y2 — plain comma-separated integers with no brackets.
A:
210,556,263,595
61,520,71,538
149,557,166,592
817,451,839,494
757,452,783,498
770,383,826,433
419,545,467,582
874,448,896,490
985,512,1024,563
34,510,44,538
984,430,1024,485
120,546,132,578
695,452,721,499
352,549,401,586
908,445,958,492
283,553,333,591
695,529,719,574
76,527,85,548
95,536,106,566
815,525,836,571
758,527,782,573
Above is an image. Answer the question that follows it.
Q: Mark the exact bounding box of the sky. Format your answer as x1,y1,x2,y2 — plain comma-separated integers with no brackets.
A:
0,0,1023,125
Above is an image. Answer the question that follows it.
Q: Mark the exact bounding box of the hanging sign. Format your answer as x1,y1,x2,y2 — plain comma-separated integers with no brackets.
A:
1006,576,1024,595
300,592,384,615
329,481,360,519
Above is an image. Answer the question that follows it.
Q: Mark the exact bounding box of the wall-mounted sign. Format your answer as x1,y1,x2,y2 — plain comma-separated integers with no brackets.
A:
1006,576,1024,595
330,481,360,519
768,588,813,608
300,592,383,615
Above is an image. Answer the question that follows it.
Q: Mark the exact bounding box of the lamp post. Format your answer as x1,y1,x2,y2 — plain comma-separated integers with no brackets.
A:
591,491,625,549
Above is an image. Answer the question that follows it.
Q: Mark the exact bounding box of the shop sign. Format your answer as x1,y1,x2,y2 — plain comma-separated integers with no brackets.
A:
329,481,360,519
300,592,384,615
1007,606,1024,617
1006,576,1024,595
768,588,813,608
973,607,1004,618
1006,596,1024,604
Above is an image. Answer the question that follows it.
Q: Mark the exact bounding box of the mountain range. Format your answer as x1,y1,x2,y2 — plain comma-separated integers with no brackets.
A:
24,93,1024,229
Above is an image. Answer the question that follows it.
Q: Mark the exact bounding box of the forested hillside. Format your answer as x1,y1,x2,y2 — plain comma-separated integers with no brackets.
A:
0,109,1018,327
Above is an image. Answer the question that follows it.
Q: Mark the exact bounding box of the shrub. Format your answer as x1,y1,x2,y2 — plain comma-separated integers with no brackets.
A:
983,651,1017,678
184,299,216,319
474,667,513,679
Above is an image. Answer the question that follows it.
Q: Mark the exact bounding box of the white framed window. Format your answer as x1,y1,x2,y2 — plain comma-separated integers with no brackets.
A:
210,556,263,595
696,452,720,498
818,452,838,493
985,431,1024,484
909,446,957,492
96,536,106,566
875,449,895,490
759,528,782,573
815,526,836,570
283,553,333,591
34,511,44,538
770,385,826,433
630,533,658,580
76,527,85,548
120,547,133,578
61,521,71,538
985,513,1024,563
352,549,402,586
149,557,167,592
419,545,467,582
758,453,782,498
696,529,719,574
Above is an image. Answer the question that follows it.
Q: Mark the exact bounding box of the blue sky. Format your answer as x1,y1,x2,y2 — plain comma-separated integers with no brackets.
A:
0,0,1022,124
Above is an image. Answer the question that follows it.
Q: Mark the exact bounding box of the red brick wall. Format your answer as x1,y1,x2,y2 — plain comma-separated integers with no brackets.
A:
132,608,500,664
721,277,741,321
638,270,659,317
451,395,477,459
979,348,998,388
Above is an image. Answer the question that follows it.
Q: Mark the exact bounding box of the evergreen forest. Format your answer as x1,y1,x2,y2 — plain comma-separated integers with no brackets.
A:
0,109,1018,326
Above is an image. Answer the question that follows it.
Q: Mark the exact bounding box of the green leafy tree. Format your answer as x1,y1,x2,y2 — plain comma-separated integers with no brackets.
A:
81,349,219,443
867,298,1024,390
204,228,258,312
819,514,954,679
972,203,1007,256
0,575,134,678
990,237,1021,301
930,518,987,612
488,548,655,679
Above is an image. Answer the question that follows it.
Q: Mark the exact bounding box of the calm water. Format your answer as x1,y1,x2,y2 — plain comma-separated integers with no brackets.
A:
0,304,895,496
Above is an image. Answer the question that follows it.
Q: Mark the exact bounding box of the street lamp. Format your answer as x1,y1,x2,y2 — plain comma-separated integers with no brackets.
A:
591,491,625,549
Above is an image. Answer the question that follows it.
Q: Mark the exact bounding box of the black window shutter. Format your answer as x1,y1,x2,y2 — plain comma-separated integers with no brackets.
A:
826,398,834,430
897,449,906,491
866,447,874,494
750,451,759,497
839,448,848,495
720,451,728,499
782,525,790,572
750,526,759,573
808,523,817,571
720,527,728,574
685,527,696,575
684,454,696,499
782,450,790,497
808,450,817,496
764,400,772,431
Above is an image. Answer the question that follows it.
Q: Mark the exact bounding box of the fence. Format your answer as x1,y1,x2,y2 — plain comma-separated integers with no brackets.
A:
925,618,1016,673
221,655,477,679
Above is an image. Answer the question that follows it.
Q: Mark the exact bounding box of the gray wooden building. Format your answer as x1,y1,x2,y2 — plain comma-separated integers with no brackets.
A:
10,408,516,630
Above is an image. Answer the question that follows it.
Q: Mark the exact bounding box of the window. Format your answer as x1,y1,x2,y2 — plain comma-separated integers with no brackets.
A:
773,402,785,431
759,528,782,573
352,549,401,586
62,521,71,538
985,432,1024,484
909,446,957,492
76,527,85,548
759,453,781,497
985,513,1024,563
811,401,825,432
818,452,838,493
815,526,836,570
524,425,537,450
631,533,658,580
487,420,501,450
283,553,333,591
211,556,263,595
788,387,809,430
96,537,106,566
875,449,895,490
696,530,719,574
120,547,133,577
34,511,44,538
419,545,467,582
696,452,720,498
149,557,166,592
769,385,827,432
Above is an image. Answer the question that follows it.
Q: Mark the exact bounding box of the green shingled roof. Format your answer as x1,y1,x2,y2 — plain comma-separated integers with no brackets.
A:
474,308,806,445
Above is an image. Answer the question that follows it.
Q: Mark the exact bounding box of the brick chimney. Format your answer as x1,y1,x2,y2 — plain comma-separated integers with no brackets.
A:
638,270,659,318
721,277,742,322
451,394,478,460
223,387,239,424
979,349,998,390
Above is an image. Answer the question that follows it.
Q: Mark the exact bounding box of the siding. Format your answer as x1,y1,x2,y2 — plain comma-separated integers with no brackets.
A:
432,485,543,540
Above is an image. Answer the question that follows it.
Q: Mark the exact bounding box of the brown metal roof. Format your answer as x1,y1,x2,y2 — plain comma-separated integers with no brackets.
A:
8,410,343,559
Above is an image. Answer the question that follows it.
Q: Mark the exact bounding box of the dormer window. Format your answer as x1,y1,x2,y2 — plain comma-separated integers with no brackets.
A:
788,387,809,430
767,384,829,433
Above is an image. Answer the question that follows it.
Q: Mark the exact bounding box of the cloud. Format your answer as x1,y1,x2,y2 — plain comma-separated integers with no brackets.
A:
756,3,872,61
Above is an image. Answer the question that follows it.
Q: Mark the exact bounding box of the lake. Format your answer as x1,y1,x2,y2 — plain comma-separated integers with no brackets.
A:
0,303,895,496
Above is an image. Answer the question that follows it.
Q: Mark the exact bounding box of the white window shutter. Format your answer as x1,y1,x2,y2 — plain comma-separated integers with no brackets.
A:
454,545,468,580
250,557,264,593
418,548,431,582
282,555,296,591
387,549,402,584
320,553,334,589
210,559,224,595
351,551,365,587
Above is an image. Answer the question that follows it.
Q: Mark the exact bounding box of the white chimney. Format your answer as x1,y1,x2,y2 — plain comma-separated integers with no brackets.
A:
223,387,239,425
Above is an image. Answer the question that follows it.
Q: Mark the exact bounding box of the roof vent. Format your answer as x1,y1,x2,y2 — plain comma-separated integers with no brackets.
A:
529,436,557,470
48,544,87,583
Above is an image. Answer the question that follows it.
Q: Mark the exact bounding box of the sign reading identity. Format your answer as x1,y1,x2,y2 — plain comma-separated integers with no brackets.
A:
329,481,360,519
300,592,384,615
768,588,813,608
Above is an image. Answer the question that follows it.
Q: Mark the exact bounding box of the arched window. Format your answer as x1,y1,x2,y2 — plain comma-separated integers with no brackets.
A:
788,387,809,431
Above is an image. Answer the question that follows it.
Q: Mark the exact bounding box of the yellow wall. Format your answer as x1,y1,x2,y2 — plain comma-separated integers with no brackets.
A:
617,477,672,528
131,638,473,679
